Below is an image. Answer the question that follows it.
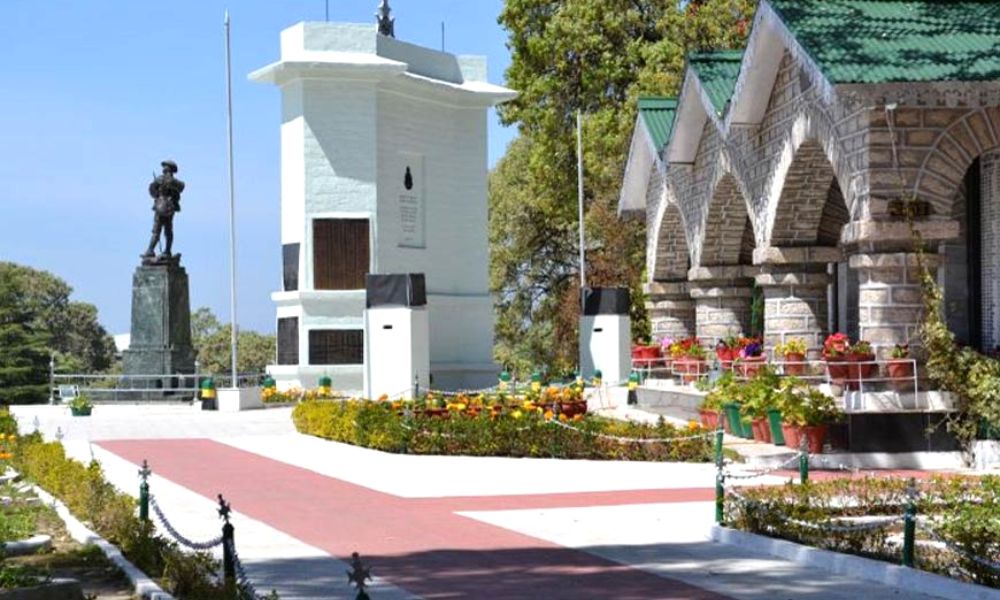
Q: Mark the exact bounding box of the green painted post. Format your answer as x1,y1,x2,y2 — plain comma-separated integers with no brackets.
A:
798,436,809,484
138,460,151,522
714,428,725,524
902,478,917,567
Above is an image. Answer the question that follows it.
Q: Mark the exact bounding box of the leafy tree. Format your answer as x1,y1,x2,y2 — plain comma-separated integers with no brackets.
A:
0,277,50,404
0,262,116,373
189,307,275,376
491,0,755,374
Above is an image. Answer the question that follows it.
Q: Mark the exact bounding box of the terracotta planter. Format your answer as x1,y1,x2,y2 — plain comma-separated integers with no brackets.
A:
783,352,806,377
716,348,736,371
781,422,801,450
737,354,767,379
699,409,719,429
751,418,771,443
886,358,914,391
824,354,850,386
675,357,706,383
800,424,828,454
846,353,877,390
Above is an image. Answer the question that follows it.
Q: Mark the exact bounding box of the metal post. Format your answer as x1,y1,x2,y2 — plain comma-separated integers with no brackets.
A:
714,428,725,524
902,477,917,567
138,460,151,522
414,373,420,400
576,110,587,297
218,495,235,588
49,354,55,404
799,434,809,484
224,11,239,388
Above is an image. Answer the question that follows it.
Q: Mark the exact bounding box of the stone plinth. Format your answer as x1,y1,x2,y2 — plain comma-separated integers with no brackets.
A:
688,266,754,346
850,252,942,357
754,247,837,353
122,263,195,380
644,281,695,341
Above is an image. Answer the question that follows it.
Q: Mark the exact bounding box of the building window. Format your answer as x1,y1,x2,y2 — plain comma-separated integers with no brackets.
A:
277,317,299,365
309,329,364,365
313,218,369,290
282,243,300,292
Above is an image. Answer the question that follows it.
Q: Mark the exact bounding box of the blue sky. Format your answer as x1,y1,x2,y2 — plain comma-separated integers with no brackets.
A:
0,0,514,334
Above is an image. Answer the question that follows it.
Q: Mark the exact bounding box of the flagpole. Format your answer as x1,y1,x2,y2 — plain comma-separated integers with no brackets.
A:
224,10,239,386
577,110,587,295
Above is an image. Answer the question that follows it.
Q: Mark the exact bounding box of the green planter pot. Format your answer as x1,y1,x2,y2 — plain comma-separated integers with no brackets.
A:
767,409,786,446
722,403,741,435
739,417,754,440
70,407,92,417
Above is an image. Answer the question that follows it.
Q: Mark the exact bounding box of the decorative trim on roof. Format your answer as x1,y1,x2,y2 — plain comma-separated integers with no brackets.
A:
838,80,1000,108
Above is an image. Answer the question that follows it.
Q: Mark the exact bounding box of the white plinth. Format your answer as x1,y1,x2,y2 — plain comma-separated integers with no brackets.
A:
364,306,430,400
217,388,263,413
580,314,631,385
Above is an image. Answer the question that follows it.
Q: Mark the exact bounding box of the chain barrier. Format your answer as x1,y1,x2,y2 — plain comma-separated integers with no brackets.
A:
722,452,803,480
916,518,1000,572
149,496,224,551
225,537,272,600
772,511,903,534
547,418,714,444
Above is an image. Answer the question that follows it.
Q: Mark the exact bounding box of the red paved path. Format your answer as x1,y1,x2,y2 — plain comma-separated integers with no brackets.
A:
100,439,729,600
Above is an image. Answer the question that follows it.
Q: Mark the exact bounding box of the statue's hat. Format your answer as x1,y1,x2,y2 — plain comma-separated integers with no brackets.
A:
161,160,178,173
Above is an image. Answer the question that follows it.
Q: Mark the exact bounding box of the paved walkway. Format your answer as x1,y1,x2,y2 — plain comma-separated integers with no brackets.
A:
12,406,962,599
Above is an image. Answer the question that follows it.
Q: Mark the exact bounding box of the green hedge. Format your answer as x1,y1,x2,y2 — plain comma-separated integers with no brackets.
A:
726,475,1000,588
293,399,716,462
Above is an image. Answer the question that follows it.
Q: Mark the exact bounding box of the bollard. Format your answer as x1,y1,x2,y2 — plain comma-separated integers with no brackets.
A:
138,460,152,522
798,435,809,484
627,371,639,406
218,494,236,588
714,428,725,524
902,478,917,567
413,373,420,400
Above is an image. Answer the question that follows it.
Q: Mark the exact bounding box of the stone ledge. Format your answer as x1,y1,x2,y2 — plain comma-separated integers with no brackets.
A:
689,286,755,300
753,246,842,266
755,271,832,288
841,219,960,245
687,265,755,283
643,281,690,296
849,252,945,270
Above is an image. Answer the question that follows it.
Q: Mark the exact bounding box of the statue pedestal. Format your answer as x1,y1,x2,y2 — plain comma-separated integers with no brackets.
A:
122,263,195,394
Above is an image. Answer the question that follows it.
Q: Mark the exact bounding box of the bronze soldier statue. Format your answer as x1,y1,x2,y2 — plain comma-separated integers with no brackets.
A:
143,160,185,263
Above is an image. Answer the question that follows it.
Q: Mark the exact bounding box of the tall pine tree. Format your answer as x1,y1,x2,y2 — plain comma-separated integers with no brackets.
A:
0,276,50,405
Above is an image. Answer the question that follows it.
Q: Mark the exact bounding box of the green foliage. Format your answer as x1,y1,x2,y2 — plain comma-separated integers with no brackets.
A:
0,275,50,405
68,394,93,411
490,0,756,375
727,475,1000,588
190,307,276,376
0,262,116,374
293,399,714,462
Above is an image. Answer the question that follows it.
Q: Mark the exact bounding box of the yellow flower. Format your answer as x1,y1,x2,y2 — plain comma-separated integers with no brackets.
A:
688,420,700,430
572,414,583,422
558,413,568,422
544,410,554,421
512,410,523,419
523,401,535,411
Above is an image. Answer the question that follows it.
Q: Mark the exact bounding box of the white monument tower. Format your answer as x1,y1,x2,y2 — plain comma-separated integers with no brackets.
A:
251,3,515,392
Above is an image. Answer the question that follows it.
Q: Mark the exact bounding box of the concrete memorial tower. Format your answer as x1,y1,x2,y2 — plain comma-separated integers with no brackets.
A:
251,5,515,392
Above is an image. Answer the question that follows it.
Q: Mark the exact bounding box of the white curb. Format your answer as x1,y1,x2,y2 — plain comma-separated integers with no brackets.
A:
711,524,1000,600
2,534,52,556
31,484,176,600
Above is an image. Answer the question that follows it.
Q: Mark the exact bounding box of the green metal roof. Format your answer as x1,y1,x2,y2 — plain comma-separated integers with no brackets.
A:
637,97,677,151
768,0,1000,84
687,51,744,115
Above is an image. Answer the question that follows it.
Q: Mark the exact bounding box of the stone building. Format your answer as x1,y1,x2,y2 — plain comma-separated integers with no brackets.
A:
251,16,514,392
620,0,1000,360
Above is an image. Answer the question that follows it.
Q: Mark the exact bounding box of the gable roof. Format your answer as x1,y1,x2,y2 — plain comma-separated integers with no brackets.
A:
768,0,1000,84
637,97,678,151
687,51,744,115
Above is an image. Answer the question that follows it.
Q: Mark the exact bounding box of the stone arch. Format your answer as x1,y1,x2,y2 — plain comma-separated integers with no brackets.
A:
914,108,1000,214
650,192,691,281
768,139,850,247
698,172,755,267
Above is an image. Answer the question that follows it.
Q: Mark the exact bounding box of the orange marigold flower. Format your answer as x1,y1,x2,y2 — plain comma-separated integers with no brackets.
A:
558,413,568,422
572,414,583,422
543,410,554,421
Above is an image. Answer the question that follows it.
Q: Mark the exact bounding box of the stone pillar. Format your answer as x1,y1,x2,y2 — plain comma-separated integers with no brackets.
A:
644,281,695,342
754,247,840,355
850,252,943,358
688,266,753,347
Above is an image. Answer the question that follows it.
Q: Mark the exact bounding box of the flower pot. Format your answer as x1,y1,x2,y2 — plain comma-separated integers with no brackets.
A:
70,406,92,417
715,348,736,371
783,352,806,377
846,353,877,390
824,355,850,386
736,355,767,379
740,417,754,440
675,357,705,384
751,418,771,443
886,359,914,391
698,409,716,429
766,409,785,446
781,422,801,450
800,425,828,454
722,402,741,435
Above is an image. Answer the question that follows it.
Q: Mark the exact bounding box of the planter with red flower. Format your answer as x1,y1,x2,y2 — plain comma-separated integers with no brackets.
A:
845,340,877,390
822,333,851,386
715,336,740,371
670,337,708,384
775,338,808,377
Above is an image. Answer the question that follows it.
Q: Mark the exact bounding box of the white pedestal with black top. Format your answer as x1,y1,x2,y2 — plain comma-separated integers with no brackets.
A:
579,287,631,385
364,274,430,401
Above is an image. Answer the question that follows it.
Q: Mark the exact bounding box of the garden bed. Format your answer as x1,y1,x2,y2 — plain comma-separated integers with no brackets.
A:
725,475,1000,588
292,398,717,462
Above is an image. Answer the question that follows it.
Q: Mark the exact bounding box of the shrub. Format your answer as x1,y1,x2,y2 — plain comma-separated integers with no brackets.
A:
292,399,715,462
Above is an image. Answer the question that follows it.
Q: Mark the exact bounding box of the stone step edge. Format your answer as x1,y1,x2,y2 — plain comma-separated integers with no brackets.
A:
711,524,996,600
30,482,176,600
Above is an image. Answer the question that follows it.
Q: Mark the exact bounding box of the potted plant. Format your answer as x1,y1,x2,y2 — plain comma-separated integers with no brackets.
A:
886,344,914,390
822,333,851,386
735,337,767,379
670,337,707,384
775,338,808,377
776,381,806,449
715,336,740,371
797,388,842,454
69,394,93,417
846,340,877,390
